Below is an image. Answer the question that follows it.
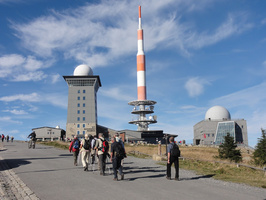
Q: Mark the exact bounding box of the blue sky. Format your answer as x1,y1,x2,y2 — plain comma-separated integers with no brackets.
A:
0,0,266,147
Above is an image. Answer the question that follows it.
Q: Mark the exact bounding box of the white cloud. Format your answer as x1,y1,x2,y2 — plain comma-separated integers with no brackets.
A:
263,61,266,67
0,54,53,81
3,109,28,115
186,12,253,49
0,93,40,102
0,54,25,67
12,71,47,82
185,77,210,97
261,18,266,25
0,92,67,109
209,82,266,108
9,1,252,67
0,0,21,4
50,74,60,84
42,94,68,109
100,87,135,102
0,116,22,124
23,56,43,71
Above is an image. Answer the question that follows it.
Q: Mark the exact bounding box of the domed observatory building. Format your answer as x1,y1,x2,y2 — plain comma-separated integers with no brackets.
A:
193,106,248,146
63,64,101,139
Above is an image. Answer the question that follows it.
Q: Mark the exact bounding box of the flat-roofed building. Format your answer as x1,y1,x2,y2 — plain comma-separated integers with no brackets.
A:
32,126,65,141
193,106,248,146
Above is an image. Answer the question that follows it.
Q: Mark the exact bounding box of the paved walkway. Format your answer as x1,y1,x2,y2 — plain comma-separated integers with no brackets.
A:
1,141,265,200
0,142,39,200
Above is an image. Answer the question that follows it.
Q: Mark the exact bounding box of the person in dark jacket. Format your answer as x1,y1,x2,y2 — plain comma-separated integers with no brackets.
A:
166,136,180,181
28,131,37,148
69,135,80,166
110,135,126,181
28,131,36,140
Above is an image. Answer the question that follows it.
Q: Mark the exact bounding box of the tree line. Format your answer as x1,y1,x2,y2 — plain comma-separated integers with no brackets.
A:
218,128,266,168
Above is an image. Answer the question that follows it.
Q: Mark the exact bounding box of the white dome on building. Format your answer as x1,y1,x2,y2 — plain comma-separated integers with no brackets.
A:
73,64,93,76
205,106,231,121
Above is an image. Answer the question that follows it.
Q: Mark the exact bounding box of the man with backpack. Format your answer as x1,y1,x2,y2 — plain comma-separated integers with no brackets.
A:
80,134,91,171
69,135,80,166
94,133,109,175
110,135,126,181
166,136,180,181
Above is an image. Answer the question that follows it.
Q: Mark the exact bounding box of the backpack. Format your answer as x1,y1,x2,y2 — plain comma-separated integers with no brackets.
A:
73,139,80,149
83,139,91,150
114,142,125,159
170,143,180,157
100,139,109,154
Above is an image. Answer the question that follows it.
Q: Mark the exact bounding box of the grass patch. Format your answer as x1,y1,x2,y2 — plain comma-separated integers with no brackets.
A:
38,141,69,150
127,152,151,159
179,159,266,188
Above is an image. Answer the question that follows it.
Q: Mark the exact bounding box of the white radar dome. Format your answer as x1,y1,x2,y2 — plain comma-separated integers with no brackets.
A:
205,106,231,121
73,64,93,76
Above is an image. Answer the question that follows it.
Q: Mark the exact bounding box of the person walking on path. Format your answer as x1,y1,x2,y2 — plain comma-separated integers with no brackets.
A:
11,136,14,142
166,136,180,181
1,134,5,142
80,134,91,171
94,133,109,175
28,131,36,148
6,135,9,142
90,135,97,165
110,135,126,181
114,133,126,168
69,135,80,166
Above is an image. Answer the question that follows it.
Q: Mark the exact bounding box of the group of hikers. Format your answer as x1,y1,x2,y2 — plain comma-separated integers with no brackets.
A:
1,134,14,142
69,133,180,181
69,133,127,181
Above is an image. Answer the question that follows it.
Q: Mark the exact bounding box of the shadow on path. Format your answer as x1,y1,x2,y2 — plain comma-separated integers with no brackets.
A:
182,174,215,181
1,156,67,171
59,154,72,157
122,165,166,181
127,173,166,181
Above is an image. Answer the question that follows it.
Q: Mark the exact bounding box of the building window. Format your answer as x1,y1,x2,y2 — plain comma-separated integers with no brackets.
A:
83,90,86,93
78,90,80,93
77,131,80,134
207,134,210,137
77,124,80,128
83,96,85,100
83,103,85,107
83,110,85,114
83,131,85,135
83,117,85,121
77,103,80,107
77,117,80,121
77,96,80,100
83,124,85,128
215,121,235,144
212,134,214,137
77,110,80,114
